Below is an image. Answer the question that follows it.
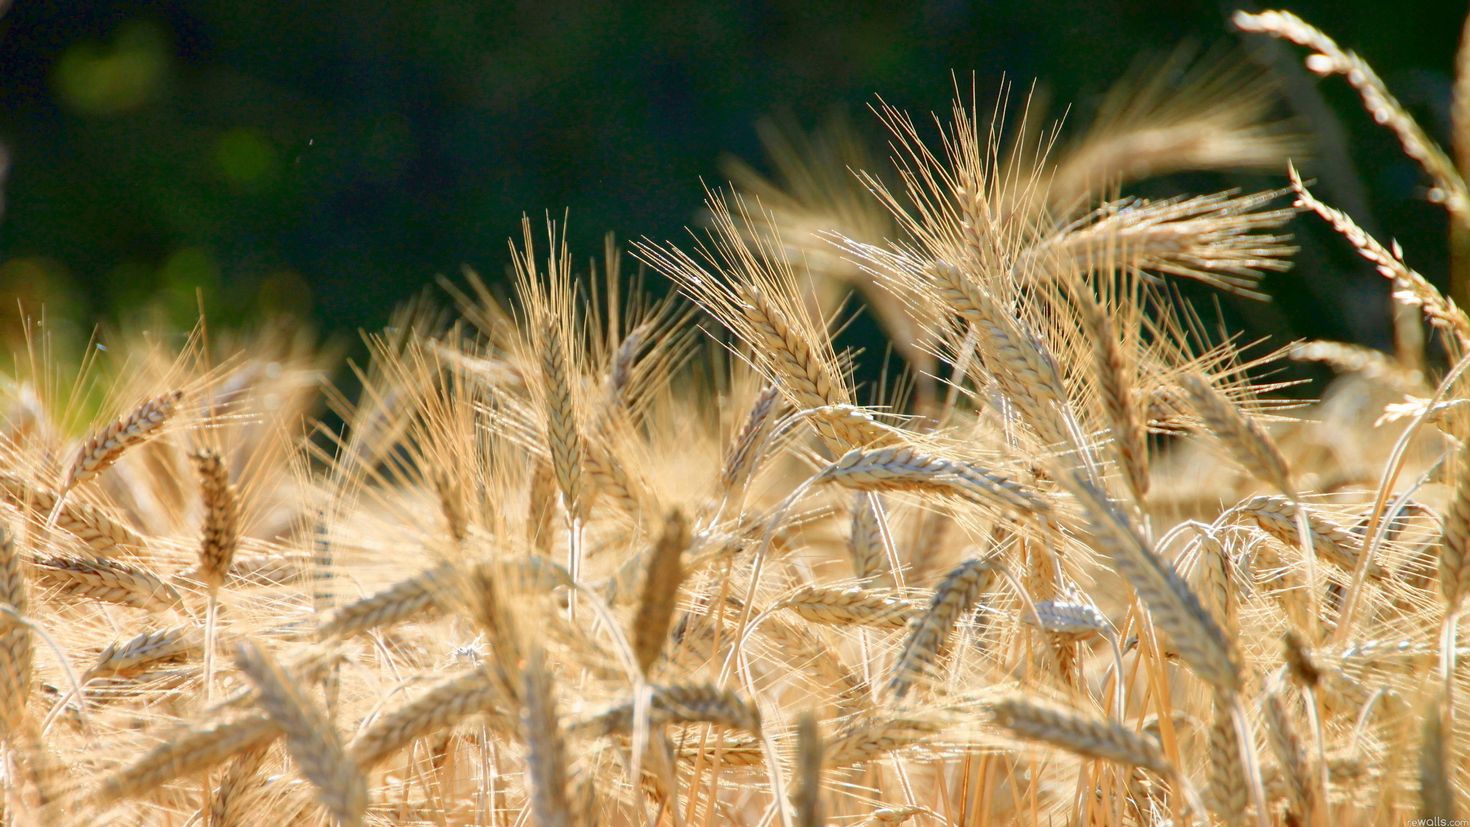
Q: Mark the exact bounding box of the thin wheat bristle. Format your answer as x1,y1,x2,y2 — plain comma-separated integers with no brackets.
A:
632,509,688,675
33,554,183,612
888,556,996,700
192,448,240,591
234,639,367,826
62,390,183,492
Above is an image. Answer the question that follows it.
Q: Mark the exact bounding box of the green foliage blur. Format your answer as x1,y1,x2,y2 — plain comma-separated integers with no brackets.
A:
0,1,1465,356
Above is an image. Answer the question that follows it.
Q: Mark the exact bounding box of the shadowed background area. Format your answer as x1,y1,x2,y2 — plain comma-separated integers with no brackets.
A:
0,1,1464,361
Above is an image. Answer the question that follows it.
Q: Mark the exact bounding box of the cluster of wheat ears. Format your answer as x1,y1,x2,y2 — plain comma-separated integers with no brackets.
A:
3,9,1470,826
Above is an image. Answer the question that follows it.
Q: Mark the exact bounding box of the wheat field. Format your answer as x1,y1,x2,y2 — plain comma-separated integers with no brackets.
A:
0,8,1467,826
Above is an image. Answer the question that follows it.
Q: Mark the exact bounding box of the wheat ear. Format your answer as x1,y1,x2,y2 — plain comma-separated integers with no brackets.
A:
522,647,571,827
778,586,918,629
317,563,451,640
577,684,762,737
0,525,31,734
1071,281,1148,506
96,712,281,805
209,745,272,827
633,509,688,676
33,554,183,613
234,640,366,826
540,317,590,525
888,556,996,700
1070,477,1240,692
61,390,183,493
0,474,145,555
83,626,197,682
823,714,945,768
990,696,1171,776
349,668,513,769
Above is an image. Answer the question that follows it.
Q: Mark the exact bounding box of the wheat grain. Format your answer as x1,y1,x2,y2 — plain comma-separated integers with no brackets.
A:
0,474,145,555
1239,495,1385,579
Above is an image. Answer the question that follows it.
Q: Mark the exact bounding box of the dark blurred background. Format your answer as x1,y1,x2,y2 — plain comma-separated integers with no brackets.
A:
0,0,1465,359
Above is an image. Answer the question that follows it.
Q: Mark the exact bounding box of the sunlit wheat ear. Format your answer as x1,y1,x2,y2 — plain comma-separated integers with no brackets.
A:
576,684,762,737
1191,534,1237,633
234,640,366,827
96,712,281,805
431,471,468,544
1207,696,1248,823
1020,600,1109,637
823,714,946,769
0,475,145,555
191,449,239,591
793,711,823,827
209,745,271,827
1070,476,1241,691
990,696,1172,776
1239,496,1386,579
1179,373,1295,498
1418,693,1456,822
633,509,688,676
521,647,571,827
527,458,558,554
1236,10,1470,224
349,668,516,769
1263,690,1308,815
1288,340,1425,389
1069,281,1148,504
61,390,183,493
819,445,1050,517
83,626,197,682
735,283,885,450
317,563,451,640
888,556,997,700
33,554,183,613
777,586,918,629
847,492,895,585
1442,437,1470,608
1289,167,1470,348
539,317,591,525
720,384,781,499
0,525,31,734
929,261,1074,448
